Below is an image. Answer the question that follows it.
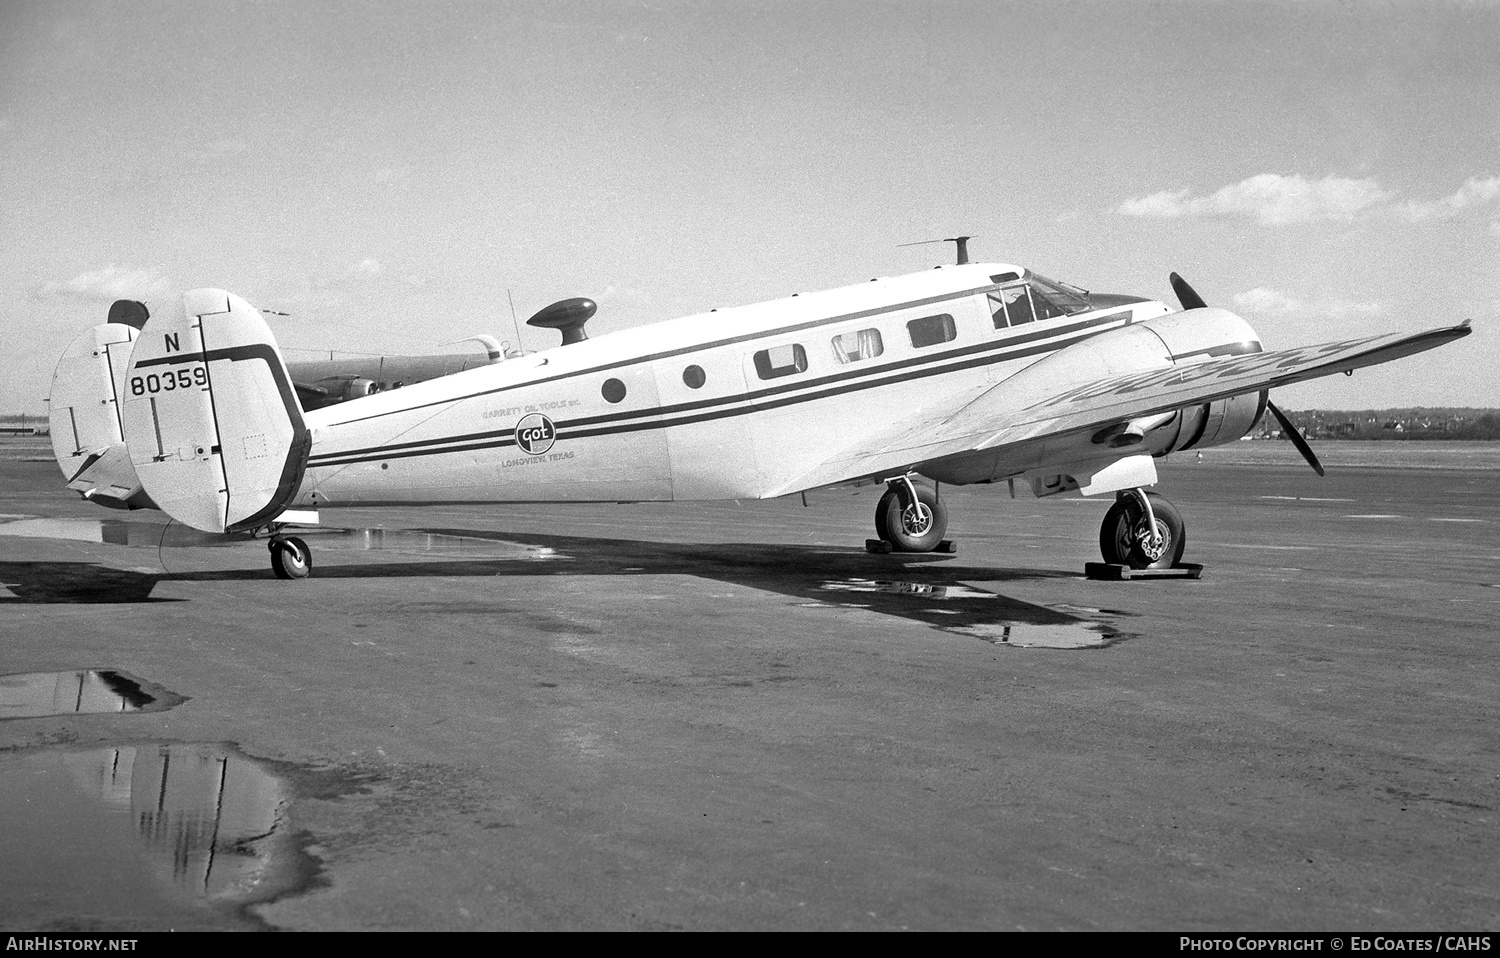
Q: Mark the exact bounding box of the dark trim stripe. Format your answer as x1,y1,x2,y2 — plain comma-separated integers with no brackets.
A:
309,312,1136,469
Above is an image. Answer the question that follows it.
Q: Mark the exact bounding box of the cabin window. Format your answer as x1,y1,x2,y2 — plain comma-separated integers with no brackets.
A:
753,344,808,380
602,378,627,403
683,365,706,389
990,286,1035,328
831,328,883,364
907,313,957,348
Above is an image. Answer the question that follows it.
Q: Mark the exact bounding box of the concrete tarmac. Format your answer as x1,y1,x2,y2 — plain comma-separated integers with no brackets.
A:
1,447,1496,931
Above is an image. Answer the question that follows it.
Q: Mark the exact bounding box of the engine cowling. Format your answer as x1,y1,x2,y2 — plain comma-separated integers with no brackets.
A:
1163,390,1268,452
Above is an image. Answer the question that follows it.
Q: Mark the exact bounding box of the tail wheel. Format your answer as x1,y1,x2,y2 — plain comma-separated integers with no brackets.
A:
876,482,948,553
270,535,312,580
1099,492,1186,570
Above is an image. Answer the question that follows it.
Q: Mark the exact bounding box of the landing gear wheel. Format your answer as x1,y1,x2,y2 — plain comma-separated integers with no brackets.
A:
875,482,948,553
1099,491,1185,570
269,535,312,580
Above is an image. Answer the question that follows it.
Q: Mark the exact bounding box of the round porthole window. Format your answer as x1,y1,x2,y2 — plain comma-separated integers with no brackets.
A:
683,365,706,389
602,378,627,403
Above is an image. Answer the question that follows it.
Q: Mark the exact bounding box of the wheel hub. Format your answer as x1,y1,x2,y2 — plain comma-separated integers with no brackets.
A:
902,503,933,537
1135,520,1167,562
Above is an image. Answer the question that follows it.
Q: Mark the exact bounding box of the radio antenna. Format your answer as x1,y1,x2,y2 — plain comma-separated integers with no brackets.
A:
898,235,975,265
507,288,523,354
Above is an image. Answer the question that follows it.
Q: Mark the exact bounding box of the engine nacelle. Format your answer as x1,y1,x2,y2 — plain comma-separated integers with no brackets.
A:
1126,308,1267,453
921,307,1268,487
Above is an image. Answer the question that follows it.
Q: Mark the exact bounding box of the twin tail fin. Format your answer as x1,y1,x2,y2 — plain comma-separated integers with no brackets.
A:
118,289,311,533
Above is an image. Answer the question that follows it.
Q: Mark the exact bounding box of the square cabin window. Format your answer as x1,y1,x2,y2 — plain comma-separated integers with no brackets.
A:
907,313,957,348
831,328,884,364
754,343,808,380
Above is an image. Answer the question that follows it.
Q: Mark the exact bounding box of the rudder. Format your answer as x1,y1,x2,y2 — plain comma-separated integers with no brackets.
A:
49,322,151,509
121,289,311,533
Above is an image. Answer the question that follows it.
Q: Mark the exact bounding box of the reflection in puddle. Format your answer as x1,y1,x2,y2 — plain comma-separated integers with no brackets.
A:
318,527,564,561
822,578,997,599
0,669,182,718
0,744,299,928
0,516,563,562
819,578,1129,649
945,622,1121,649
0,517,202,547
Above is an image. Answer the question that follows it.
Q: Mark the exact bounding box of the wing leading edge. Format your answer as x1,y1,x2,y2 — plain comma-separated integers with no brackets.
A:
768,323,1471,497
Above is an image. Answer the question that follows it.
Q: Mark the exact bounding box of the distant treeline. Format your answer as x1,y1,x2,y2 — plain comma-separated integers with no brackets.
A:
1267,408,1500,441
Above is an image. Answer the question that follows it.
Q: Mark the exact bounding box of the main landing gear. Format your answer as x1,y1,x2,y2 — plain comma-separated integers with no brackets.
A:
1097,489,1186,571
866,476,956,554
268,534,312,580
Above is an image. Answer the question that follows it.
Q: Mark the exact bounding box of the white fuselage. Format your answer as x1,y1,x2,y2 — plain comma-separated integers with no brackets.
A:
294,264,1171,508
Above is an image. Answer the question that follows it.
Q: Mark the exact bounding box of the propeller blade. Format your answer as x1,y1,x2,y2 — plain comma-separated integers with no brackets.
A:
1169,272,1208,311
1267,400,1325,477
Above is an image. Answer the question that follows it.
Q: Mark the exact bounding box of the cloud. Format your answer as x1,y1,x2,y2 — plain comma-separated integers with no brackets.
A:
1232,287,1382,320
1394,176,1500,222
35,265,172,301
1119,174,1392,225
312,258,385,289
597,284,649,304
1121,173,1500,228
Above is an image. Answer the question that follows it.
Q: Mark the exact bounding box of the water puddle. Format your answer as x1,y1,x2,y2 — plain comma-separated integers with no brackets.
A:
0,743,308,930
1,670,185,719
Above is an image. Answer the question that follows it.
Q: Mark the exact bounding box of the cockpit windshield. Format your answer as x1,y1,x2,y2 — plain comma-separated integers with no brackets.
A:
988,271,1092,328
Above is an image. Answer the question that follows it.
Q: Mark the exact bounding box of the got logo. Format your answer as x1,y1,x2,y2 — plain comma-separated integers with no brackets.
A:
515,413,557,456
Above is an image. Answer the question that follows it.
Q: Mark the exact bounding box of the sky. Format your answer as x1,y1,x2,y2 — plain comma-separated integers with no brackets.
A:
3,0,1497,415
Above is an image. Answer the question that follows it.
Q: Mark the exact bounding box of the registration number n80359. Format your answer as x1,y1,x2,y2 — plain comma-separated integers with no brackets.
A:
130,366,207,395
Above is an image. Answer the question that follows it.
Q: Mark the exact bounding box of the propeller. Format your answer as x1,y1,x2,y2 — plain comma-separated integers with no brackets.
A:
1171,272,1325,476
1266,400,1325,477
1169,272,1207,311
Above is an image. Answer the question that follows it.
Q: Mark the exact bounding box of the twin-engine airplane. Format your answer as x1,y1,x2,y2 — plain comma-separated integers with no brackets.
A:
49,257,1469,579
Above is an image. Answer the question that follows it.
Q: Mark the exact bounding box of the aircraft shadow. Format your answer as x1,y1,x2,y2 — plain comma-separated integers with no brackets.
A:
0,532,1127,645
0,561,183,604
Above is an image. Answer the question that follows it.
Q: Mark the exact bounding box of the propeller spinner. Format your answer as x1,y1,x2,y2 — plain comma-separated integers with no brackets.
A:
1171,273,1324,476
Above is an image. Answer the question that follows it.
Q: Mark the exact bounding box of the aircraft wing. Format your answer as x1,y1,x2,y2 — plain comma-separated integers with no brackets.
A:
769,323,1471,496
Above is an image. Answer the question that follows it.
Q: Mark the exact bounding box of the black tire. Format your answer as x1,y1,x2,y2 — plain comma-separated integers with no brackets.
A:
877,482,948,553
270,536,312,580
1099,492,1186,570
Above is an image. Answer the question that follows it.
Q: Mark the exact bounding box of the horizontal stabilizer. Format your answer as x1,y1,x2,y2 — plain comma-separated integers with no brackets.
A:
121,289,311,533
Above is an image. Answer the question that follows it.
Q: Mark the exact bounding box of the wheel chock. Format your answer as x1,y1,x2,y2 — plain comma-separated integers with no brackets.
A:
865,538,957,555
1084,562,1204,581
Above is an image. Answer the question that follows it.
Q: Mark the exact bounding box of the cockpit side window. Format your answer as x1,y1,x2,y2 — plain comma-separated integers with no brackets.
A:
989,284,1035,328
